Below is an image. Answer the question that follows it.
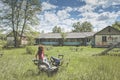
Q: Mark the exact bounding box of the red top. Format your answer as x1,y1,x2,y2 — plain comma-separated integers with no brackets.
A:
38,51,44,61
37,45,44,61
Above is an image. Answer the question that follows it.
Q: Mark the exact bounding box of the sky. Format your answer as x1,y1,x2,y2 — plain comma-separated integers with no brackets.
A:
36,0,120,33
0,0,120,33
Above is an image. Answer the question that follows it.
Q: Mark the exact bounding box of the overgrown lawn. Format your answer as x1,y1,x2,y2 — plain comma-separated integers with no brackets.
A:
0,46,120,80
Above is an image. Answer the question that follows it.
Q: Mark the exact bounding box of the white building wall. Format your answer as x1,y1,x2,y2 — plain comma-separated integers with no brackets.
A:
7,37,14,46
21,40,28,45
95,35,120,47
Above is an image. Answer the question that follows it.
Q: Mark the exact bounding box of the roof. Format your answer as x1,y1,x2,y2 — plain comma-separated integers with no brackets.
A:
38,33,61,39
95,26,120,35
37,32,95,39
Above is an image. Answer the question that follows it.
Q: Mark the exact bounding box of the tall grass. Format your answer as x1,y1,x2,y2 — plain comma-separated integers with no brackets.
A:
0,46,120,80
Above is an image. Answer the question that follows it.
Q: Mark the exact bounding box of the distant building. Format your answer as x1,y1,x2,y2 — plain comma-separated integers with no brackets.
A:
35,32,95,46
7,32,28,46
93,26,120,47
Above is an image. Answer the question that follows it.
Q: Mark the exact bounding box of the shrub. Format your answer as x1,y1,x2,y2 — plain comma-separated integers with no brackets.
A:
0,40,7,48
26,46,36,54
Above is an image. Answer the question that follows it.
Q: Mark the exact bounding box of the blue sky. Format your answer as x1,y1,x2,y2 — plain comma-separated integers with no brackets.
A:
36,0,120,33
0,0,120,33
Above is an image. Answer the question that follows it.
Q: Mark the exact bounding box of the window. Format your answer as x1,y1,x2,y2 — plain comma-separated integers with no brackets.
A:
102,36,107,42
86,38,91,42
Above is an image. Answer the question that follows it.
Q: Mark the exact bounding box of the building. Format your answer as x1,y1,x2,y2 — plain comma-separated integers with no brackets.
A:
35,32,95,46
93,26,120,47
7,32,28,46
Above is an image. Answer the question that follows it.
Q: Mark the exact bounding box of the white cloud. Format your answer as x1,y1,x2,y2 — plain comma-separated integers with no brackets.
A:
0,1,4,8
80,12,98,19
38,6,78,33
101,0,120,8
76,0,120,31
44,12,59,25
97,12,117,21
78,5,95,13
83,0,106,7
97,12,110,21
57,9,70,20
84,0,98,5
62,19,77,26
37,1,120,33
108,0,120,6
41,2,57,11
65,7,73,12
84,0,120,9
78,10,120,31
98,9,104,12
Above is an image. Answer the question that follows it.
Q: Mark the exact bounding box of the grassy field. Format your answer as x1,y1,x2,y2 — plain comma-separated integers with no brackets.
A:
0,46,120,80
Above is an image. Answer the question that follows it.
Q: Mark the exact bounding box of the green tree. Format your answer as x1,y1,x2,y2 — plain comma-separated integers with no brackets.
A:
25,27,40,45
52,26,62,33
72,21,93,32
60,32,66,46
112,21,120,30
81,21,93,32
0,29,6,48
27,32,39,45
0,0,41,47
0,29,6,41
72,22,82,32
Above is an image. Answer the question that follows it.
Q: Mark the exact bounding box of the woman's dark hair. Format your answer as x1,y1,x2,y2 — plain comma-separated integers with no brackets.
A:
38,45,44,54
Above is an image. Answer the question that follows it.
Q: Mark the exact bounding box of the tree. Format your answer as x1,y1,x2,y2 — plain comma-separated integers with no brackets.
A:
60,32,66,46
112,21,120,30
81,21,93,32
25,29,40,45
72,22,82,32
0,0,41,47
72,21,93,32
0,29,6,48
0,27,6,41
52,26,62,33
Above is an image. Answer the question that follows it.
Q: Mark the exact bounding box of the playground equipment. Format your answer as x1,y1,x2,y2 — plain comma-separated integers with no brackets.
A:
32,54,64,76
99,42,120,55
93,42,120,56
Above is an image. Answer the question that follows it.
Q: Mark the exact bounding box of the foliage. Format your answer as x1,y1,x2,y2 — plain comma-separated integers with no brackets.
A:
0,30,6,41
112,21,120,30
0,40,7,48
52,26,62,33
26,46,36,54
72,21,93,32
60,32,67,46
0,0,41,47
25,28,40,45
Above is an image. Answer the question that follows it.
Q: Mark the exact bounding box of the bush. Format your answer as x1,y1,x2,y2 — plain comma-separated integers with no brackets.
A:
26,46,36,55
0,40,7,48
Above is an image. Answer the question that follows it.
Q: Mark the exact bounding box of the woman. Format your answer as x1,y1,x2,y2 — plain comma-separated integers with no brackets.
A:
35,45,51,68
35,45,44,61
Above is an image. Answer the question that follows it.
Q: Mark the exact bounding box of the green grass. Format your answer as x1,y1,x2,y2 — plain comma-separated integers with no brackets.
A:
0,46,120,80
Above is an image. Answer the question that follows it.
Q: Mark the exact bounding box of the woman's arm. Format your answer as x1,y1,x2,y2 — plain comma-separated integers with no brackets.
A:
35,54,37,59
35,51,38,59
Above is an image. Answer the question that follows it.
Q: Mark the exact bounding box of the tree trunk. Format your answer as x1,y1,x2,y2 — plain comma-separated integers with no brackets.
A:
11,0,17,47
20,0,28,44
15,1,23,47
